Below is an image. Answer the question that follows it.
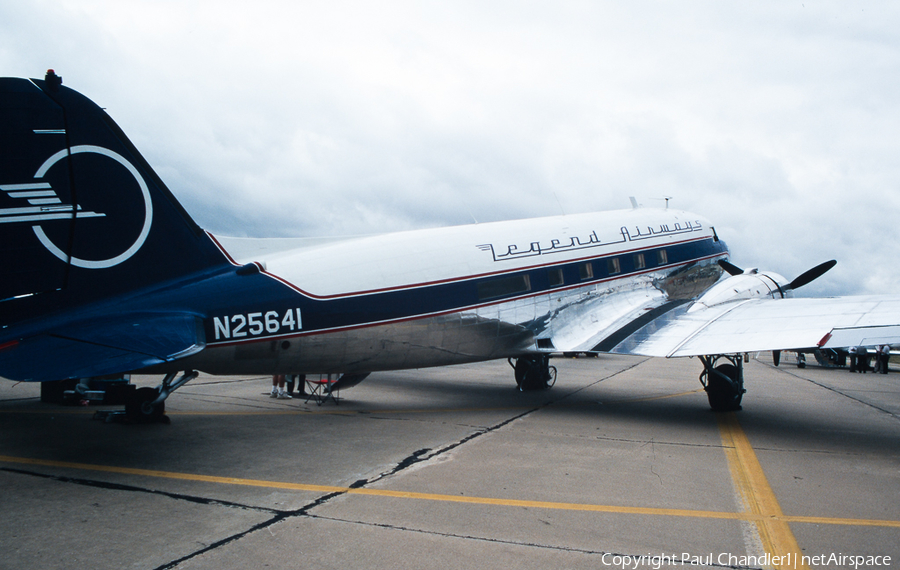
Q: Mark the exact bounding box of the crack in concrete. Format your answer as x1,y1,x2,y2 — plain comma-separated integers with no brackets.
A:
0,403,547,569
291,513,756,569
2,358,669,569
3,461,761,570
0,466,304,570
0,466,277,513
154,514,293,570
344,358,653,492
326,406,543,498
310,512,614,554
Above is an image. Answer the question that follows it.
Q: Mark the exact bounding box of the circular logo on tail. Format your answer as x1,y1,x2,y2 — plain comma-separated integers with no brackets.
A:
31,145,153,269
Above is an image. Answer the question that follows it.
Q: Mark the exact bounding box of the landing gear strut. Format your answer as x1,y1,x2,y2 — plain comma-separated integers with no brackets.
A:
699,355,744,412
509,355,557,391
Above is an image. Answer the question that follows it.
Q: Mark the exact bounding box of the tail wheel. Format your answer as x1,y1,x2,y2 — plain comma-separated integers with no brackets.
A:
125,387,165,423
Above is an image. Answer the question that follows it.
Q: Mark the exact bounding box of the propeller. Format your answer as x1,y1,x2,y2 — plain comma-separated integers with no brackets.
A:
717,259,744,276
717,259,837,291
715,259,837,366
788,259,837,290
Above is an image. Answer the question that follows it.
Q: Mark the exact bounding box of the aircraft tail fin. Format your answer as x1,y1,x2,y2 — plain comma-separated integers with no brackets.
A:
0,72,227,324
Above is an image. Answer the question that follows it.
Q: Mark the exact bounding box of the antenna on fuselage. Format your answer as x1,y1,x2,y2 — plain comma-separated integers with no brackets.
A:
629,196,639,209
651,196,672,209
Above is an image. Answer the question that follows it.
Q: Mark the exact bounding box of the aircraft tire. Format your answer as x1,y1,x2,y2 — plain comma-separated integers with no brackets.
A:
125,387,165,423
705,364,743,412
514,356,554,391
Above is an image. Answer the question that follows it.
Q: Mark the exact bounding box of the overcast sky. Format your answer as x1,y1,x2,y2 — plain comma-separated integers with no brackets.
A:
3,1,899,296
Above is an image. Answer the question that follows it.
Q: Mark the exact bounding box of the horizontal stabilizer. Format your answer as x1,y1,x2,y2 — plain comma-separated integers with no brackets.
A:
0,313,204,382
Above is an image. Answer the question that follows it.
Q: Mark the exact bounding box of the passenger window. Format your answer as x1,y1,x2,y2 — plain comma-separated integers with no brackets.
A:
578,262,594,280
548,268,564,287
634,253,646,270
607,257,621,274
657,249,668,265
477,274,532,300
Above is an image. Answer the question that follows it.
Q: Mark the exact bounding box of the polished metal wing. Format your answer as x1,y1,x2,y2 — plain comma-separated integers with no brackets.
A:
604,295,900,357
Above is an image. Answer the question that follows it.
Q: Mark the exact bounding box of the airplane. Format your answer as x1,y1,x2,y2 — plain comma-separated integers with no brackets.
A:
3,71,900,422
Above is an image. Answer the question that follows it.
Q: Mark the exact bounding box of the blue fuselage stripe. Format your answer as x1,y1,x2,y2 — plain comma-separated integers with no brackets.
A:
204,237,727,346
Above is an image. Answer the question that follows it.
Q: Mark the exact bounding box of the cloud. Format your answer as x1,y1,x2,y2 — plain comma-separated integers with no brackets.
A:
3,0,900,295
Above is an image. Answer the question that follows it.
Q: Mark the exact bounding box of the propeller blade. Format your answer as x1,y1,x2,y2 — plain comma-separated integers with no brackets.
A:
789,260,837,290
717,259,743,276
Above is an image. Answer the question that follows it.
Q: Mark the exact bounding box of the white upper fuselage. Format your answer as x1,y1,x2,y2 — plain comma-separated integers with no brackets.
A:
215,208,718,298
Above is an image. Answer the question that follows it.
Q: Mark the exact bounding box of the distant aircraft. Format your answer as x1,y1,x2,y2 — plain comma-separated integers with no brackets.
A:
3,72,900,421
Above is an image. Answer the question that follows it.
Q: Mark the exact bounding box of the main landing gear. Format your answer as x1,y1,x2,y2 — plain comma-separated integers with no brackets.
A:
509,355,557,391
97,370,198,424
698,355,745,412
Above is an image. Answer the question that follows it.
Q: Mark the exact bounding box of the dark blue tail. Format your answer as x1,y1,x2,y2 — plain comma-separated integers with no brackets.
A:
0,73,227,325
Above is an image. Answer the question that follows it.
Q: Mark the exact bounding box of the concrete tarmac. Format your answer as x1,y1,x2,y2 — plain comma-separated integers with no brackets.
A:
0,354,897,570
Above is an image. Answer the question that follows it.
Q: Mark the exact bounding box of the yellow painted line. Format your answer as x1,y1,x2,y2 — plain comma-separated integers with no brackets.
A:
717,412,809,570
1,453,898,530
780,514,900,528
0,454,345,493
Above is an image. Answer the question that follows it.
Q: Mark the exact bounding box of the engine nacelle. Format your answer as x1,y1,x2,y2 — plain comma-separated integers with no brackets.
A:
688,268,791,312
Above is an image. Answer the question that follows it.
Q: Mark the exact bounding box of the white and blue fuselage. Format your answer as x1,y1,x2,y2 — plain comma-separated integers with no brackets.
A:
185,208,727,375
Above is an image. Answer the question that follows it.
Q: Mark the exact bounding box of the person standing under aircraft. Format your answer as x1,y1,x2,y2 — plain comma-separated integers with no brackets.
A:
285,374,307,396
270,375,292,399
877,345,890,374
